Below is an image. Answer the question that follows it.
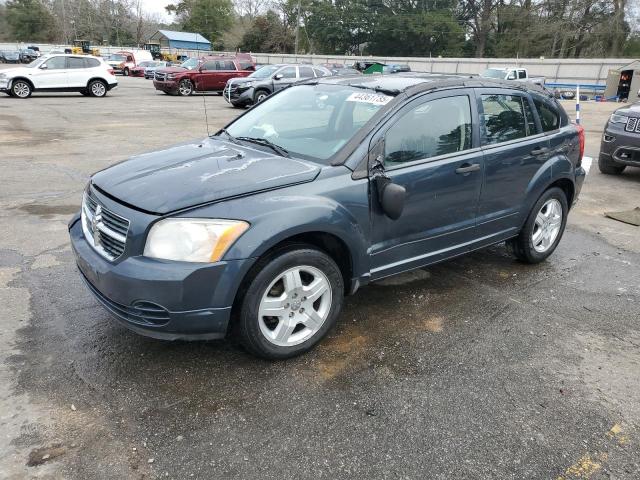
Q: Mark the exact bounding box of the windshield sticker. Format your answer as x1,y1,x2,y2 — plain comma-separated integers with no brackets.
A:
346,92,392,105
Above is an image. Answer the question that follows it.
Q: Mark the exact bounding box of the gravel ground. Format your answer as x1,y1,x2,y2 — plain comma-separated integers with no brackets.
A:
0,75,639,479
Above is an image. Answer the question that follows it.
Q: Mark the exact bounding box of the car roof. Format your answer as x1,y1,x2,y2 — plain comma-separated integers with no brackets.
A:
306,73,551,97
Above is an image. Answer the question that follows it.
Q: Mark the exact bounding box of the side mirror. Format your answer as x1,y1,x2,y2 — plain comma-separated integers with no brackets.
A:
274,73,283,80
375,176,406,220
39,64,48,70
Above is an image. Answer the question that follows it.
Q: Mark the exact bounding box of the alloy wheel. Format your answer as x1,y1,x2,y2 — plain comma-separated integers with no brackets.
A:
532,198,562,253
12,81,30,98
179,80,192,96
91,82,106,97
258,265,332,347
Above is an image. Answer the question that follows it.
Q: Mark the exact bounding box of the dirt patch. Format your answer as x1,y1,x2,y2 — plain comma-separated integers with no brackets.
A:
26,443,68,467
16,204,78,219
420,316,444,332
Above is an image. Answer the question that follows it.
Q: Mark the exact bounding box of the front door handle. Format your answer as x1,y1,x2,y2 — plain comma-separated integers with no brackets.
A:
531,147,550,156
455,163,481,174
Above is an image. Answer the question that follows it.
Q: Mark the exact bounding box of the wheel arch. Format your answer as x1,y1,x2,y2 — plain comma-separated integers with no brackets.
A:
86,77,107,88
10,76,34,90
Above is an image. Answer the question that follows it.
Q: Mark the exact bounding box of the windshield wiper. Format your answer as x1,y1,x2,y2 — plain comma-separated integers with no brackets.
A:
236,136,291,158
347,84,400,96
215,128,239,144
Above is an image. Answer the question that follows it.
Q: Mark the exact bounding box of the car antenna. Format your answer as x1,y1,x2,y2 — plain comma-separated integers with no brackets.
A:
196,32,211,136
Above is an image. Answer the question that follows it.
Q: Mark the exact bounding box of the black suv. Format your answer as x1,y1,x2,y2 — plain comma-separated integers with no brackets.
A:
70,75,586,359
598,102,640,174
223,63,332,107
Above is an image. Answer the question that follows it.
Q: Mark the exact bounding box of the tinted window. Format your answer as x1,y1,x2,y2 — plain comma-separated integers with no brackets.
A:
67,57,86,69
522,97,537,135
518,70,527,79
86,58,100,68
481,94,527,144
533,98,560,132
222,60,236,70
45,56,66,69
201,61,217,71
299,66,314,78
239,61,254,71
385,95,473,166
278,67,296,79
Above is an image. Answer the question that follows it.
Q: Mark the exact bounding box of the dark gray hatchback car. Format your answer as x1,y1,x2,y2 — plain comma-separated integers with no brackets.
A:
598,102,640,174
70,75,586,359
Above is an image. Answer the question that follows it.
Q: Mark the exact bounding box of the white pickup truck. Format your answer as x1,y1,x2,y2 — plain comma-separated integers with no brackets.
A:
481,67,545,86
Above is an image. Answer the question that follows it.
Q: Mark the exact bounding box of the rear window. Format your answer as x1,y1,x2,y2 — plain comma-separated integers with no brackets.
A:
299,66,314,78
533,97,561,132
481,94,528,145
67,57,86,69
221,60,236,70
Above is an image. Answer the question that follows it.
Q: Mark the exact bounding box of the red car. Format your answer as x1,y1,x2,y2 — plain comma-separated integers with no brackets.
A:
153,54,255,96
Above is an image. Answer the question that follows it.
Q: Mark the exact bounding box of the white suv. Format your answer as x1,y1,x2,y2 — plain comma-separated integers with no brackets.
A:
0,54,118,98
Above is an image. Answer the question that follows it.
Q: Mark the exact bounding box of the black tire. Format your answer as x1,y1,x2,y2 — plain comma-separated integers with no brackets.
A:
177,79,193,96
79,89,90,96
87,80,107,97
507,187,568,264
598,156,625,175
10,79,32,98
123,67,129,76
236,246,344,359
253,89,269,104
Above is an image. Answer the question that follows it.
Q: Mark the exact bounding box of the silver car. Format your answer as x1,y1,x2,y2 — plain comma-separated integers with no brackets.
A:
144,61,168,79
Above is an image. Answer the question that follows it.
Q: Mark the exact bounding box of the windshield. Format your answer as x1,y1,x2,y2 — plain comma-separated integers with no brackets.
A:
249,65,280,79
138,61,154,67
25,56,48,68
225,84,392,162
482,69,506,79
180,58,198,69
108,54,126,62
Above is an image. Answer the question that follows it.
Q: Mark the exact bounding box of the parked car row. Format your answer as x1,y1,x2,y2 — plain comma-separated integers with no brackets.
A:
0,49,39,63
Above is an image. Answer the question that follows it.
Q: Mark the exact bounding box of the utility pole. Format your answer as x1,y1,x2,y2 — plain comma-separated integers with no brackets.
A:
294,0,301,55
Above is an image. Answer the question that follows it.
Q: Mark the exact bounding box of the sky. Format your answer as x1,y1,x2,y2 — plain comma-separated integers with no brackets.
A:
141,0,174,22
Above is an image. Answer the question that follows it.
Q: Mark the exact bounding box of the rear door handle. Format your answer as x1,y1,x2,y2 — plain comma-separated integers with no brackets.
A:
531,147,550,156
455,163,481,174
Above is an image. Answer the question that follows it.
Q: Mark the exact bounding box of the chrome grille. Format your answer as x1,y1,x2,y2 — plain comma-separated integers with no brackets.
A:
625,117,640,133
81,192,129,261
154,72,166,81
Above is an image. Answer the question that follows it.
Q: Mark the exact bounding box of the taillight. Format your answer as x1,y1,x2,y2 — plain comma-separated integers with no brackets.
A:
575,124,585,164
108,69,115,75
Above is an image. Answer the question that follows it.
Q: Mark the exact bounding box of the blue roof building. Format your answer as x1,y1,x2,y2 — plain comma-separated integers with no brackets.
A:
148,29,211,51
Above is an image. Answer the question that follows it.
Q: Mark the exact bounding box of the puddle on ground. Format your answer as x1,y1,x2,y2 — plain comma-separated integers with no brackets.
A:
16,204,78,219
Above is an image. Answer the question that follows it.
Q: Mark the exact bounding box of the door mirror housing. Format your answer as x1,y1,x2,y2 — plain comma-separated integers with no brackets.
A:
375,176,406,220
39,64,48,70
274,73,283,80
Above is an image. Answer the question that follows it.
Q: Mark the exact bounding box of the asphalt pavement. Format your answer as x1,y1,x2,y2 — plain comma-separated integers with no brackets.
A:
0,75,639,479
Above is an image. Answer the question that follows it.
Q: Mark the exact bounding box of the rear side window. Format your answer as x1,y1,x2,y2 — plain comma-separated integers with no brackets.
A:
86,58,100,68
481,94,528,144
313,67,328,77
67,57,85,69
385,95,473,166
518,70,527,79
299,66,314,78
221,60,236,70
533,98,560,132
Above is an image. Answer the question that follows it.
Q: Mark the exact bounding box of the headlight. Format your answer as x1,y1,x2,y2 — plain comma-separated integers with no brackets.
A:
144,219,249,262
609,113,628,124
243,81,254,87
166,73,176,80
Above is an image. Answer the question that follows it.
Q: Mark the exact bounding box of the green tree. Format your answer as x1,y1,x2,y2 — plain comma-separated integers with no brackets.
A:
6,0,56,42
240,10,294,52
166,0,234,45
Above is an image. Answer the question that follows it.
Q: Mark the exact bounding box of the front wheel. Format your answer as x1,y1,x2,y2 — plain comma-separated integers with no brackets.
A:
236,247,344,359
507,187,568,264
178,79,193,96
598,156,625,175
11,80,32,98
123,67,129,76
253,89,269,104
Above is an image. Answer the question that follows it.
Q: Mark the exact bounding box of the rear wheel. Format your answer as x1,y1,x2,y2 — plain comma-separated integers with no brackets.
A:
11,80,32,98
88,80,107,97
236,247,344,359
507,187,568,264
598,156,625,175
178,79,193,96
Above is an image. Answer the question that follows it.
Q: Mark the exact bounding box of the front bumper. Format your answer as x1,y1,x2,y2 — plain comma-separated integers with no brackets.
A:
153,79,178,92
223,85,254,106
69,215,254,340
599,126,640,167
0,79,8,90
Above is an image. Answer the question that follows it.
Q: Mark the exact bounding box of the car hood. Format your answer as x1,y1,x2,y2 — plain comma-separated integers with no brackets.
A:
615,102,640,118
156,66,187,74
91,137,321,214
1,66,33,77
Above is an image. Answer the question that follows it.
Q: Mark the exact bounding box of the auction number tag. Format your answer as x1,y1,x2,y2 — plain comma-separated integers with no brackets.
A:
346,92,392,105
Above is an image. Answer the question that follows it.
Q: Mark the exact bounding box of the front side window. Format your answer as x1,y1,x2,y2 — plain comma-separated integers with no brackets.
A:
481,94,528,145
277,67,296,79
384,95,473,166
313,67,328,77
201,61,217,71
45,56,67,69
533,98,560,132
250,65,279,79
